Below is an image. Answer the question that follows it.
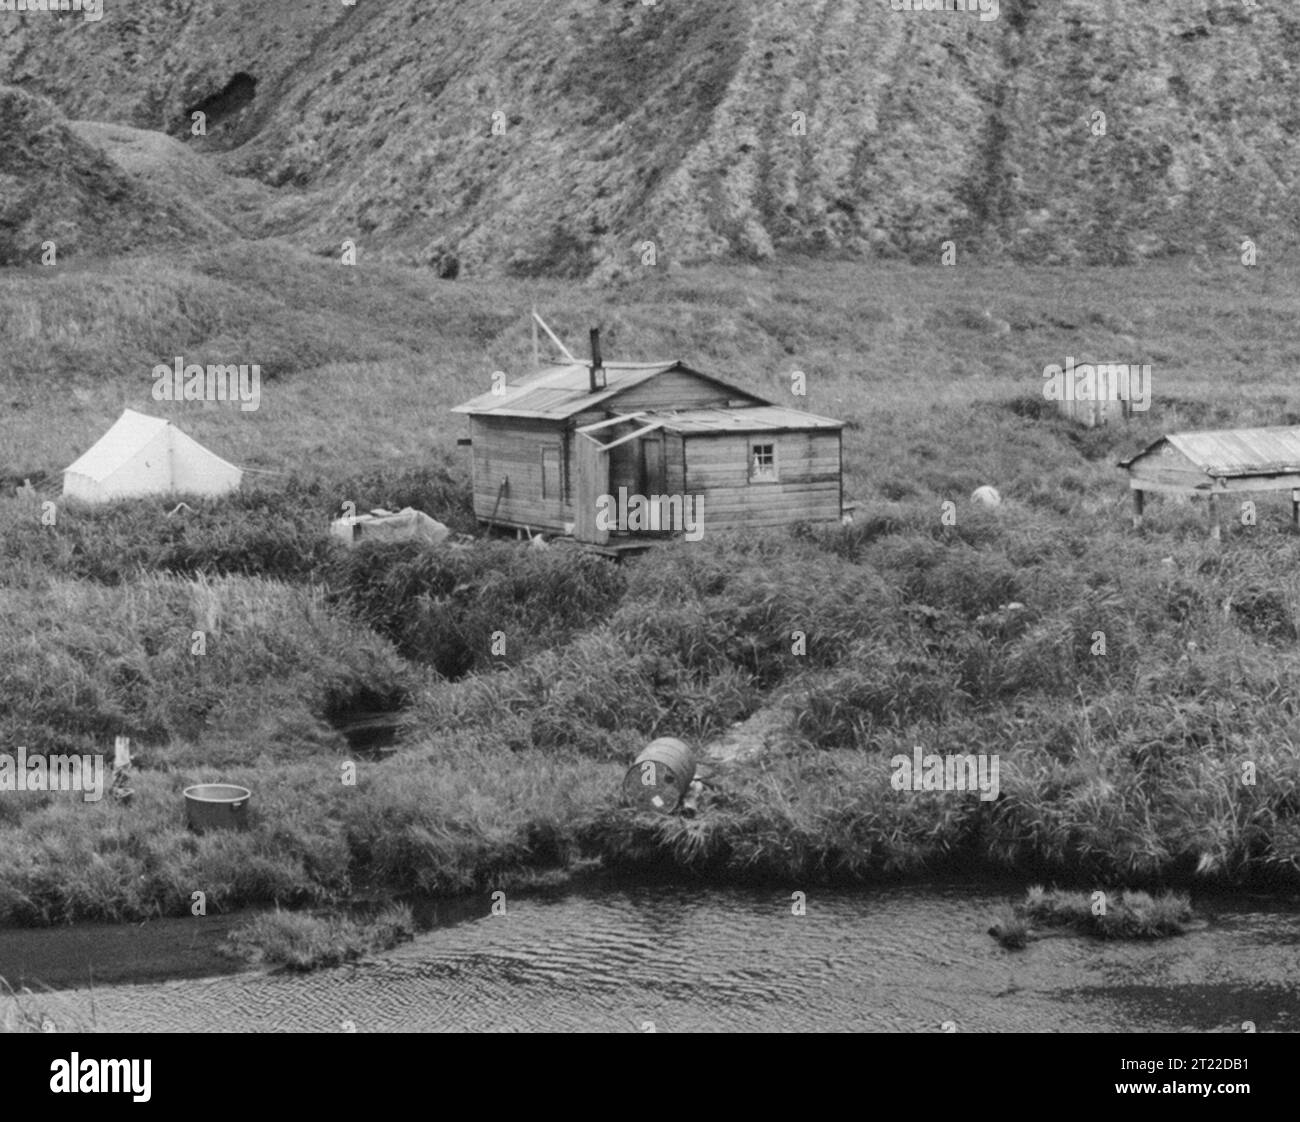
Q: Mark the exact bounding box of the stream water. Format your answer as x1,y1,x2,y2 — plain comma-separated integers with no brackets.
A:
3,884,1298,1032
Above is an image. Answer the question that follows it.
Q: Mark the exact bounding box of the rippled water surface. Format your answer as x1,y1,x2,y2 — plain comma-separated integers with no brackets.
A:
6,886,1299,1032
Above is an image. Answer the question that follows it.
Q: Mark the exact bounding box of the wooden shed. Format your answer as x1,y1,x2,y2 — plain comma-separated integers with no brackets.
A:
1119,427,1300,539
451,339,844,548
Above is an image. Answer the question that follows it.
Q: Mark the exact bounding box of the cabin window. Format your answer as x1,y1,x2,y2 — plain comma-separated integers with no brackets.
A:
542,445,561,500
749,442,778,483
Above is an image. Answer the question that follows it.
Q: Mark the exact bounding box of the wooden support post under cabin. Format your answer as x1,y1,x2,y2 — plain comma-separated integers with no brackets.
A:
1132,488,1144,529
1209,491,1222,542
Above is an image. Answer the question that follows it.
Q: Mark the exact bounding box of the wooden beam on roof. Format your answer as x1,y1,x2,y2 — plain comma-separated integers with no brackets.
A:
594,421,666,451
575,413,649,435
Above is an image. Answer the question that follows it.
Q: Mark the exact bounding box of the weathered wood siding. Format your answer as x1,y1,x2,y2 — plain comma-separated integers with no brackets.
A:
1057,397,1131,428
1123,443,1210,490
469,415,572,532
684,429,841,529
664,432,686,494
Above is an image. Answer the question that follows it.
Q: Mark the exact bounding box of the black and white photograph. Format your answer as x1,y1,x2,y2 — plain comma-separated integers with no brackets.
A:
0,0,1296,1065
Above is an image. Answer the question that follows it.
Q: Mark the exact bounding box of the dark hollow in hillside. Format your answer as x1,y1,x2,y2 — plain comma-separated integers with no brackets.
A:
185,73,258,134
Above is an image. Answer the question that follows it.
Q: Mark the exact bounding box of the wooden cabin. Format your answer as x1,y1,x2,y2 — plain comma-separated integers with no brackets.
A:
1047,360,1149,428
451,338,844,548
1119,427,1300,539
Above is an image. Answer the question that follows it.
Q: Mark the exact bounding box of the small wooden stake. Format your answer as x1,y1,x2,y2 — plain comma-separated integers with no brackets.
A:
1132,488,1144,530
487,476,508,533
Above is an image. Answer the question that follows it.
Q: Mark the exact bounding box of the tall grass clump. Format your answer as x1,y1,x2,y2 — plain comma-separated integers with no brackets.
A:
0,487,335,585
221,904,415,972
1018,885,1196,939
0,465,474,588
784,646,964,749
330,539,626,677
343,747,614,893
0,574,418,757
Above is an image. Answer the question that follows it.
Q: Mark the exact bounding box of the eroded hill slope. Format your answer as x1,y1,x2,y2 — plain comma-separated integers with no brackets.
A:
1,0,1297,274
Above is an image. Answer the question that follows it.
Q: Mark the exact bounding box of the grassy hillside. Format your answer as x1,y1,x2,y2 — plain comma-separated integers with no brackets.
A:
5,240,1300,478
2,250,1300,923
2,1,1299,273
0,87,222,264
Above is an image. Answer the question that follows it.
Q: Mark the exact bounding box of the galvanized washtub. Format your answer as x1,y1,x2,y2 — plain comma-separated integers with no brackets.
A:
183,784,251,833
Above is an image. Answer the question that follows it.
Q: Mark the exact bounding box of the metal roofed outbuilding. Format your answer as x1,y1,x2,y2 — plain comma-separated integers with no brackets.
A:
1119,426,1300,539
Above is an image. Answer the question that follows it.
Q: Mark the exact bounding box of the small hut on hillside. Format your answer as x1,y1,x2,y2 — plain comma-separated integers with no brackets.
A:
1119,426,1300,538
451,330,844,550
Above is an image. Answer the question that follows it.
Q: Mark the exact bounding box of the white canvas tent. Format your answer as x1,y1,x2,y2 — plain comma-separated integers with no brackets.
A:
62,409,242,502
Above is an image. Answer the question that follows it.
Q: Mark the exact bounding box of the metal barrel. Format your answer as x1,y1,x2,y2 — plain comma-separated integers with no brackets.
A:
622,738,695,814
183,784,251,833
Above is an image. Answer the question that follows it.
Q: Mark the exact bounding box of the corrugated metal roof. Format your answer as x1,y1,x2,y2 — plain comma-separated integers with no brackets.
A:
649,406,844,434
451,362,680,419
1121,427,1300,477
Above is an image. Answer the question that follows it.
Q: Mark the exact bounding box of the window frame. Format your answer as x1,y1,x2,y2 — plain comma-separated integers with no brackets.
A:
748,441,779,484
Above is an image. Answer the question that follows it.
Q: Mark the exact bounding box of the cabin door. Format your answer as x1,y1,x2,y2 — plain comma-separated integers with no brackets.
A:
640,436,666,496
572,417,667,544
573,433,609,545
